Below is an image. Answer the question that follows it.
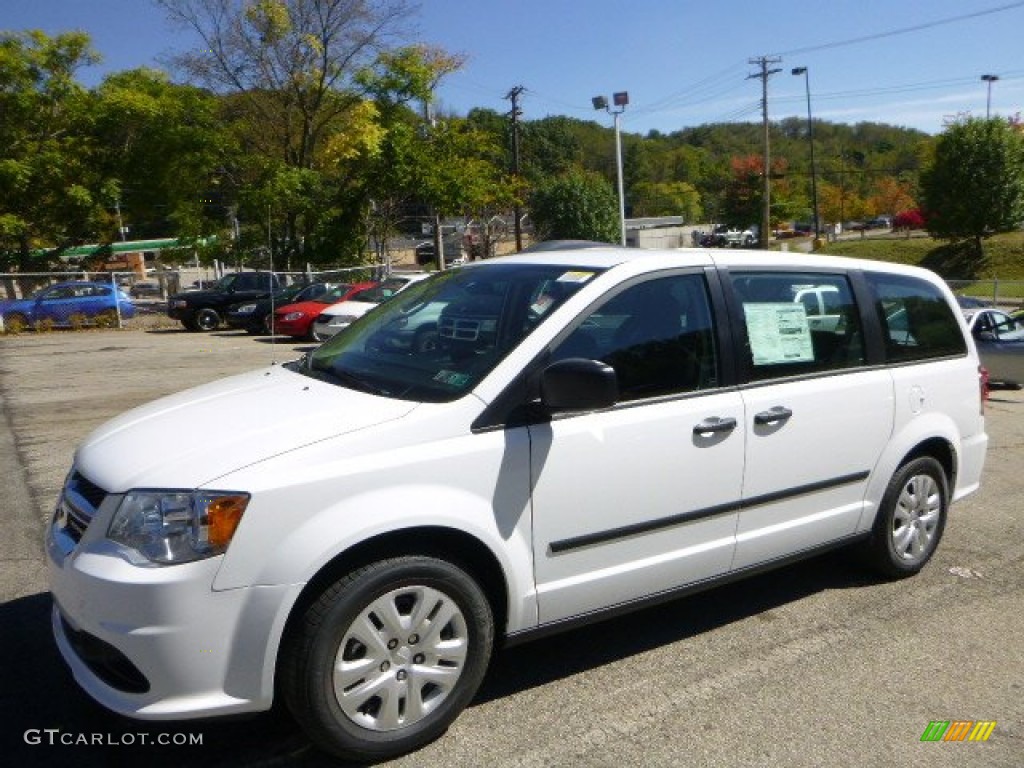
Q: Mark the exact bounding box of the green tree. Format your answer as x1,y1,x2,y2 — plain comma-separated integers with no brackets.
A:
0,30,101,267
920,117,1024,257
631,181,701,220
529,171,619,243
156,0,416,264
92,69,232,242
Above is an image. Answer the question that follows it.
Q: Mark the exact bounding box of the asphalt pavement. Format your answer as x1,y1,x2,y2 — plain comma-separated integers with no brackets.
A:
1,327,1021,767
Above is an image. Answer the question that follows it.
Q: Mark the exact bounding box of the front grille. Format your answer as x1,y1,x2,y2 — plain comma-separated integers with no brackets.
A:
64,505,91,542
56,470,108,544
68,471,106,508
439,317,483,341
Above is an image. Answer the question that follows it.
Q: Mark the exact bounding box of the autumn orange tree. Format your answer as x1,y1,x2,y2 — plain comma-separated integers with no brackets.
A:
721,155,805,230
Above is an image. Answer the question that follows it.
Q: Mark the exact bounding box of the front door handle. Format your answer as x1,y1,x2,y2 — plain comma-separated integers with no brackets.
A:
693,416,738,435
754,406,793,425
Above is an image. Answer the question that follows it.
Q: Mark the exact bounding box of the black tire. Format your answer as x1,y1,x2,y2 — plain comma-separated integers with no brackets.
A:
308,326,326,343
194,308,221,331
863,456,948,578
281,556,494,762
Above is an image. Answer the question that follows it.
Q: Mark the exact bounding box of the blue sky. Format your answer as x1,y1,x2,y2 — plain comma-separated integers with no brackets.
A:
5,0,1024,135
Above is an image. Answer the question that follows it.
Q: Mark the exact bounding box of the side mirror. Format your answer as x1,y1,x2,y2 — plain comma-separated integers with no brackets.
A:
976,330,997,342
541,358,618,411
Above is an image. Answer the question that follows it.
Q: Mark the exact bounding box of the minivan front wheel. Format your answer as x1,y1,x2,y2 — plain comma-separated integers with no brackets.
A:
866,456,948,577
282,556,494,762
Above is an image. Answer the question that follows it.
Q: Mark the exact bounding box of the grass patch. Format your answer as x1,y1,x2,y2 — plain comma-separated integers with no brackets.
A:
817,230,1024,280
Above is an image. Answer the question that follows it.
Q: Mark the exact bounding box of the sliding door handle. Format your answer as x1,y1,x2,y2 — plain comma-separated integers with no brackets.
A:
754,406,793,425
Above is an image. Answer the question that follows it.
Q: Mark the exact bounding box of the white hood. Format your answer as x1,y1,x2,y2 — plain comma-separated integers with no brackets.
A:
75,365,417,492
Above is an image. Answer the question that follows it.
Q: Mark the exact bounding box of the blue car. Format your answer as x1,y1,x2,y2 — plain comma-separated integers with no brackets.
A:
1,281,136,328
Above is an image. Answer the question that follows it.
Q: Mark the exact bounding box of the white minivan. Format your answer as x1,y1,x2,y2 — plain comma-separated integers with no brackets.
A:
47,246,988,761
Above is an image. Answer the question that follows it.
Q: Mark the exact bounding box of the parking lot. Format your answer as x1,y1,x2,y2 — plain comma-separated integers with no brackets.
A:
1,326,1022,767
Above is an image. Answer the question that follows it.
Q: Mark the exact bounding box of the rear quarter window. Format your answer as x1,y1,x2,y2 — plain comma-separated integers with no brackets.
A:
865,272,967,361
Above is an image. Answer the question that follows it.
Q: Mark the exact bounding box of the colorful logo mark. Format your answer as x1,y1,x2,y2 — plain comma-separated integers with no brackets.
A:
920,720,996,742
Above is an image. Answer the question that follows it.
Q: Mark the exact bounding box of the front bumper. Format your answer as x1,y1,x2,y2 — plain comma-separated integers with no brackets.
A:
46,513,299,720
167,305,192,321
272,317,312,337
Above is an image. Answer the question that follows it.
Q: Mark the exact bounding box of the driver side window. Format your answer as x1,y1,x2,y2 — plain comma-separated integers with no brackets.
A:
552,274,718,401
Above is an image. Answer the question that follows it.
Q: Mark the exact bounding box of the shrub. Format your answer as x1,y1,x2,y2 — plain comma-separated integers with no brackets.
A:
894,209,926,230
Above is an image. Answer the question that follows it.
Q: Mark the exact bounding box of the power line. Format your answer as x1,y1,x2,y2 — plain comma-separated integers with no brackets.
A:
769,0,1024,57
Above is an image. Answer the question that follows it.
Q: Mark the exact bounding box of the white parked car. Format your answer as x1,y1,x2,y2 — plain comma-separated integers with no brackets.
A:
310,273,430,341
47,246,987,762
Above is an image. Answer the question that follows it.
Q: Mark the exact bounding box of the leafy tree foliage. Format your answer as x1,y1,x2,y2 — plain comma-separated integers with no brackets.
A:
155,0,416,264
529,171,619,244
92,69,231,241
630,181,701,220
0,31,101,267
921,117,1024,256
0,16,959,268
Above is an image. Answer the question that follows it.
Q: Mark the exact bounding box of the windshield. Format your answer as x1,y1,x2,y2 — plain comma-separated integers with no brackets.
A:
348,277,418,304
315,283,355,304
299,264,600,403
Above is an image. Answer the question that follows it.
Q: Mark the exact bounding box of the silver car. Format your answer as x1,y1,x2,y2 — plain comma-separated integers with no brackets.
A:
963,308,1024,388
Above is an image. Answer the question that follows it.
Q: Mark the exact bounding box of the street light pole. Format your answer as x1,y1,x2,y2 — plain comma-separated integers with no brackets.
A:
792,67,820,242
981,74,999,118
593,92,629,245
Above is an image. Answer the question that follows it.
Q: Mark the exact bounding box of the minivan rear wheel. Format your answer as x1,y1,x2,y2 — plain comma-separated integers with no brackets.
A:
281,556,494,762
864,456,948,577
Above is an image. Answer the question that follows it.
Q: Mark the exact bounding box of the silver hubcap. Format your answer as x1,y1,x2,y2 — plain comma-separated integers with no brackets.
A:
891,473,941,563
333,585,469,732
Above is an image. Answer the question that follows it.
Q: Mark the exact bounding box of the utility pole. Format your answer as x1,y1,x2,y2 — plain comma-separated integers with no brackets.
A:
505,86,525,252
422,99,444,271
748,56,782,249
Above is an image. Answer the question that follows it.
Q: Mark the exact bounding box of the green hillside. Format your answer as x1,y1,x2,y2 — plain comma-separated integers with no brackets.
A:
816,230,1024,300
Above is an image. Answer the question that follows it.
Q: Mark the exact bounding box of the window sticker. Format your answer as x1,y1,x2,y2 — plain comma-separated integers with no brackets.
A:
433,370,471,388
556,270,595,283
744,303,815,365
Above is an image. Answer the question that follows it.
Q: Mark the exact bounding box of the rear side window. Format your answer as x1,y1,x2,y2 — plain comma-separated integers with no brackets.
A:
729,272,865,381
865,273,967,361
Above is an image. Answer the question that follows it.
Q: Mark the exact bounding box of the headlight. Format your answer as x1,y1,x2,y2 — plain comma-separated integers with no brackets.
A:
170,299,188,309
284,311,305,321
108,490,249,565
235,303,257,314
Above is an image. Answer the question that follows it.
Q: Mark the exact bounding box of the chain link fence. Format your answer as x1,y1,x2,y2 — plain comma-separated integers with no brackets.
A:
947,279,1024,309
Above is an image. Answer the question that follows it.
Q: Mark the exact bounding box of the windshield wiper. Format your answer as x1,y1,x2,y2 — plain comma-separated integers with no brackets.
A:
306,361,386,395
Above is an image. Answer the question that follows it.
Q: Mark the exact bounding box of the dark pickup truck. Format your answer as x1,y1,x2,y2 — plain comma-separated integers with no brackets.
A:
168,271,282,331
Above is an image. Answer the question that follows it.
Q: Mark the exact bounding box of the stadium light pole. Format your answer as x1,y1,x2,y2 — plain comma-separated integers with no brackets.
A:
981,74,999,118
593,92,629,245
792,67,820,242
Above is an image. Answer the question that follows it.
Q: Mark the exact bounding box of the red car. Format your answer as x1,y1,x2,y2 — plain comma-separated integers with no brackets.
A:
271,281,378,340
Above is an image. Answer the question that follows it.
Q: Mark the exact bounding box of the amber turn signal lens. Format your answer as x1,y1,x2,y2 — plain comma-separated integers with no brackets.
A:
207,495,248,548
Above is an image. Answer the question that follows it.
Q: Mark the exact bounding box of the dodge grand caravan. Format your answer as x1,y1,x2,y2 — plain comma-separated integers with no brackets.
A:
47,246,987,761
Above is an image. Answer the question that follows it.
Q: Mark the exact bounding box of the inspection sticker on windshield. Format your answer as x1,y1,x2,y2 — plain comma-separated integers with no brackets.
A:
434,370,471,387
556,271,595,283
744,303,814,365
